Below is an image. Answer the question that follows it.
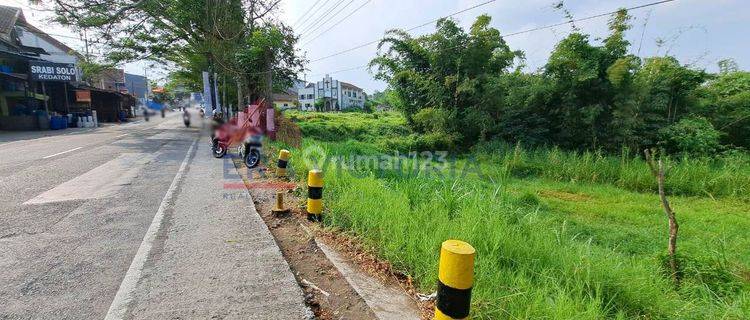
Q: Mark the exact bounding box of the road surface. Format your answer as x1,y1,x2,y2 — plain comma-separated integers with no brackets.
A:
0,112,310,319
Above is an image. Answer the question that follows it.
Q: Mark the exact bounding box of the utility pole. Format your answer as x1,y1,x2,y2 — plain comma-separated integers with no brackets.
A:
208,60,217,117
82,28,90,60
236,77,242,116
144,67,150,104
222,74,227,120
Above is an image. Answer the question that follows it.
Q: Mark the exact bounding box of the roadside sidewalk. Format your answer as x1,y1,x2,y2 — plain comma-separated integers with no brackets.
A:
118,141,311,319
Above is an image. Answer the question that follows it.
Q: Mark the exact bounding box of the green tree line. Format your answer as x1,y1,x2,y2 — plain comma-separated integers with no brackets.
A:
370,9,750,156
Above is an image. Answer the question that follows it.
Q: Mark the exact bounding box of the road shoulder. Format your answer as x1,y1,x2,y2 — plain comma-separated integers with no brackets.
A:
122,139,311,319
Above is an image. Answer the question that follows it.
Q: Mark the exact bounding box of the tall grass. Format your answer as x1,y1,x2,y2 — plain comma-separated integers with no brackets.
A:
474,141,750,198
277,140,749,319
285,111,750,198
271,111,750,318
287,111,411,144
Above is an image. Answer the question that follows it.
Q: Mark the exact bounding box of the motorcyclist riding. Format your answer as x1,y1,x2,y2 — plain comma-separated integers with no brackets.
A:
183,109,191,127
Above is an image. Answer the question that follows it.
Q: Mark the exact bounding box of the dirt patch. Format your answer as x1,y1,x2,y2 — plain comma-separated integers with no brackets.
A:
232,158,375,320
540,190,592,202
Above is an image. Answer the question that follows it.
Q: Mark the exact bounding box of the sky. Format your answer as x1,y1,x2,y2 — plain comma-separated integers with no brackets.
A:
2,0,747,93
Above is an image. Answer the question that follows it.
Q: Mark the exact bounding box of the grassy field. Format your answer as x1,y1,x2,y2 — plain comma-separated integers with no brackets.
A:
275,111,750,319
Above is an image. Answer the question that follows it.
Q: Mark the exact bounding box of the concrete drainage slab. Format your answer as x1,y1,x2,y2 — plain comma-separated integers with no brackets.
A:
315,239,421,320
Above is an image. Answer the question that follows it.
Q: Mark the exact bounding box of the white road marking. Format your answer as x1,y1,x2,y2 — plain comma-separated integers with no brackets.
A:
26,153,156,205
146,131,182,140
42,147,83,159
114,134,128,139
104,138,197,320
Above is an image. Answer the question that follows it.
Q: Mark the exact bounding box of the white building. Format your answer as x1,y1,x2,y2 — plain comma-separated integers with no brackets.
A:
13,15,80,65
298,75,366,111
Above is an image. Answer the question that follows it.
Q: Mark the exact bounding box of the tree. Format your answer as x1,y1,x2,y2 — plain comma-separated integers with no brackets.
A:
314,98,324,112
542,9,635,150
718,58,739,74
698,71,750,148
42,0,301,112
77,58,114,84
371,15,520,146
235,22,304,102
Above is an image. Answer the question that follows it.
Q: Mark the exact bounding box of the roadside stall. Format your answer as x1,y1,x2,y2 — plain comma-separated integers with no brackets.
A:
27,60,79,129
0,57,51,130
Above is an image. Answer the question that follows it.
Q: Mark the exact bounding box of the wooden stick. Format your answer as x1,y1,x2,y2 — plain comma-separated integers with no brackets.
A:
644,149,679,286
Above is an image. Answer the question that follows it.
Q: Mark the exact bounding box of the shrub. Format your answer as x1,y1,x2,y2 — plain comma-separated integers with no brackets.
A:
412,107,450,133
659,117,722,156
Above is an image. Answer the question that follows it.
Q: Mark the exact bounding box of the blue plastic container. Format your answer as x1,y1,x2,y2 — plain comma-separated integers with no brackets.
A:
49,117,58,130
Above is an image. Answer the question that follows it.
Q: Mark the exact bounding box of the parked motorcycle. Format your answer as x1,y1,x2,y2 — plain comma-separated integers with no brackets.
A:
211,129,228,158
238,134,262,168
210,113,227,158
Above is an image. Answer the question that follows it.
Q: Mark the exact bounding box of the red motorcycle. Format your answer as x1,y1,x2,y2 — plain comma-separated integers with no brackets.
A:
211,127,230,158
211,100,268,168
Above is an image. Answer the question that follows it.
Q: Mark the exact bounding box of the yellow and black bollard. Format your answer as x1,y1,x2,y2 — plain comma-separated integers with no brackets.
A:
306,169,323,222
435,240,475,320
276,149,291,178
272,191,290,217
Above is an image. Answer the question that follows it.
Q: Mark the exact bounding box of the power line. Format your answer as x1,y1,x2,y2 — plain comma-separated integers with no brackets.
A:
301,0,371,46
295,0,332,32
502,0,676,37
308,0,676,63
43,32,81,40
305,0,678,79
291,0,324,27
309,64,368,78
308,0,498,63
298,0,348,36
300,0,357,39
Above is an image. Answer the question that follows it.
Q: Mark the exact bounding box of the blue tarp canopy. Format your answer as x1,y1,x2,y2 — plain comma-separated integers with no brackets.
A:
146,100,164,110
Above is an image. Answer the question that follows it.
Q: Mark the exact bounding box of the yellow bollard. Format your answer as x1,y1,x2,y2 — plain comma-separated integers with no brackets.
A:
276,149,291,177
435,240,475,320
272,191,289,216
306,169,323,222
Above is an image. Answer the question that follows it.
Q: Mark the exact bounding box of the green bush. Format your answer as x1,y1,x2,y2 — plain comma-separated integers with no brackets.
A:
659,117,722,156
412,107,450,133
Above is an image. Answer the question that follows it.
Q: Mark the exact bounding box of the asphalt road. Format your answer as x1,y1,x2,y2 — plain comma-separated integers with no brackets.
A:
0,112,309,319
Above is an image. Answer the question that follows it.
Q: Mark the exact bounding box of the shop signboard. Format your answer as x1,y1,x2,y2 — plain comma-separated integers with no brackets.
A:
29,61,78,82
76,90,91,103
